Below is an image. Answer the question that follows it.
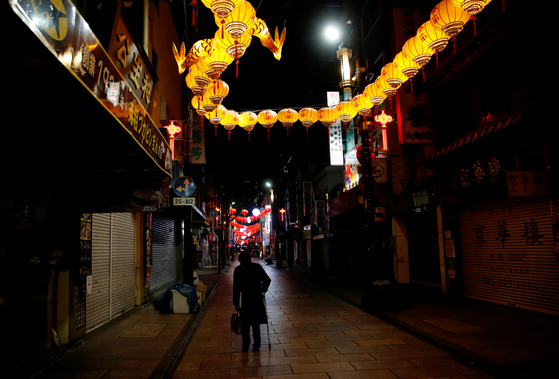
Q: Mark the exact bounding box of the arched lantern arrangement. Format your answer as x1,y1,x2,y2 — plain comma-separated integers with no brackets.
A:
393,51,421,92
239,111,257,141
363,82,387,107
257,110,278,139
298,108,318,137
206,78,229,106
431,0,471,38
213,29,252,77
221,109,239,140
402,35,435,81
277,108,299,137
317,107,339,130
417,20,451,60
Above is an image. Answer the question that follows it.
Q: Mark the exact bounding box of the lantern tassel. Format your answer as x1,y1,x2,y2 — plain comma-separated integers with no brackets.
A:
453,37,456,55
190,0,197,25
287,129,289,137
422,67,426,82
410,78,413,94
267,130,270,139
236,60,239,77
248,132,251,142
228,131,231,141
307,128,309,138
472,16,477,36
221,20,225,39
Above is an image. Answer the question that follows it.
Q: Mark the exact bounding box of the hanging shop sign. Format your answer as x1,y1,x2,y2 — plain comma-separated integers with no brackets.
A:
506,171,551,197
108,6,157,113
329,119,344,166
173,176,196,197
10,0,171,175
344,148,360,191
192,123,207,164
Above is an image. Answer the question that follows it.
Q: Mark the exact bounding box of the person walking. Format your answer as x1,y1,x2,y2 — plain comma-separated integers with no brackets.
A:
233,251,271,352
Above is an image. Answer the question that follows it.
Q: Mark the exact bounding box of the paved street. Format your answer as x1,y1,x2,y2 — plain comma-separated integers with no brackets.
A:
171,259,494,379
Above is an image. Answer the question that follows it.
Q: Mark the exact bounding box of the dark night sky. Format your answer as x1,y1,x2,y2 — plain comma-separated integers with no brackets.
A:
176,0,346,186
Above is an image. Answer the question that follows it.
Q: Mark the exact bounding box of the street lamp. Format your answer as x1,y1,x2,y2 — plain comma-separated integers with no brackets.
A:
337,46,353,91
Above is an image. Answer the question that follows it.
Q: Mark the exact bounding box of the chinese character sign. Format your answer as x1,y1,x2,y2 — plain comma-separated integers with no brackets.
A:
192,124,206,164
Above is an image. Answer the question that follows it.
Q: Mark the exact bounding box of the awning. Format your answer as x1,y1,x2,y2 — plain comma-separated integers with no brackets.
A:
327,187,364,218
4,1,171,176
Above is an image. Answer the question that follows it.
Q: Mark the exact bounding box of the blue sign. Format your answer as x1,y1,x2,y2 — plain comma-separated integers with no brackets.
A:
173,176,195,197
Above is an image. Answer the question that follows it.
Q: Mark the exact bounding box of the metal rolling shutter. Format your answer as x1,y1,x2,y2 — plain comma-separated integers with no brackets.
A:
110,213,136,318
150,216,177,293
87,213,136,332
87,214,111,331
459,198,559,316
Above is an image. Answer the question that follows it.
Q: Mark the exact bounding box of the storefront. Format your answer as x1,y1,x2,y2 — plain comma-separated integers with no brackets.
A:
86,213,137,332
2,0,173,360
458,197,559,316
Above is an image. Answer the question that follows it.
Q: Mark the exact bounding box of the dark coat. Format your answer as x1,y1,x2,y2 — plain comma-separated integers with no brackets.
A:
233,261,271,324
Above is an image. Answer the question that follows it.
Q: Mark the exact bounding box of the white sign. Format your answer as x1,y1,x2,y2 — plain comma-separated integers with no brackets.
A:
173,197,195,206
329,119,344,166
327,91,340,107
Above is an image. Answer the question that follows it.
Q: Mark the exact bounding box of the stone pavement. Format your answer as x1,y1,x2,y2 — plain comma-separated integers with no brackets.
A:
170,259,496,379
11,259,558,379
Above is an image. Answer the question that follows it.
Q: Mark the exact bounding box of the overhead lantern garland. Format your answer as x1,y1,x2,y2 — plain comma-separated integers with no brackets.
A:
205,104,227,135
238,111,257,141
417,20,451,59
431,0,472,38
277,108,299,137
176,0,494,141
298,108,318,137
221,109,239,140
335,101,358,132
257,110,278,139
318,107,339,129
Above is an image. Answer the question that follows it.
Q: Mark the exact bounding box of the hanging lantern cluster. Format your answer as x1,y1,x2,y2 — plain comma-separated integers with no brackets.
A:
228,207,273,245
177,0,494,141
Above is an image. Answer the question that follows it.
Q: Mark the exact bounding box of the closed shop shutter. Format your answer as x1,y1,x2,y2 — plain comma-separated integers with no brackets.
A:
459,198,559,316
110,213,136,319
150,215,177,293
87,213,111,331
87,213,136,332
408,209,441,286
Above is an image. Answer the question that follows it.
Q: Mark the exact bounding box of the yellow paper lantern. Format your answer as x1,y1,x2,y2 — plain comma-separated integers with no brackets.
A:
351,94,373,116
393,52,421,79
202,48,234,80
191,95,207,117
221,109,239,140
431,0,471,38
201,0,244,19
451,0,488,15
403,36,435,67
257,110,278,138
335,101,357,124
238,111,258,141
214,30,252,60
206,79,229,106
214,0,256,39
298,108,318,137
363,82,387,106
188,64,211,92
381,62,409,89
277,108,299,136
185,71,208,97
375,75,398,98
417,20,450,53
318,107,339,128
205,104,227,135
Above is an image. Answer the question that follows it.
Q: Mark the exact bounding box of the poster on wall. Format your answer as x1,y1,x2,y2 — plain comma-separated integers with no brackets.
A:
344,148,360,190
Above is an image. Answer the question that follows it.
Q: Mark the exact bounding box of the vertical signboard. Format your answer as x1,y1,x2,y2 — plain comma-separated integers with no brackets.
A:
192,123,206,164
328,92,344,166
344,148,360,190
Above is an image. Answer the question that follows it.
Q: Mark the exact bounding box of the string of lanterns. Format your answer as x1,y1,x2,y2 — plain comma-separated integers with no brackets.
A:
175,0,499,141
226,207,272,245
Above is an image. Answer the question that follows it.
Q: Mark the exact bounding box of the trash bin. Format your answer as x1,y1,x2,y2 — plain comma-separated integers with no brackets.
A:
170,289,190,313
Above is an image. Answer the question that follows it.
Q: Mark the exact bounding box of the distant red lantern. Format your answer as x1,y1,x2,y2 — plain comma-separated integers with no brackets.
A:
355,142,376,165
241,209,249,215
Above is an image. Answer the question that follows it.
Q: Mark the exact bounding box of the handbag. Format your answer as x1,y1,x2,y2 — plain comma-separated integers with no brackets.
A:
230,309,243,335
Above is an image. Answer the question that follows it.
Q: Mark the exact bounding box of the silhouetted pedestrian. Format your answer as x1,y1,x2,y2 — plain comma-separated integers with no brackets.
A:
233,251,271,351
